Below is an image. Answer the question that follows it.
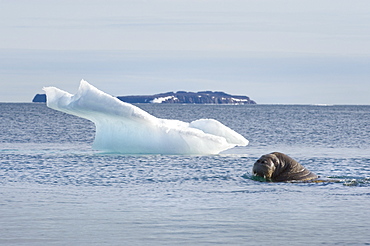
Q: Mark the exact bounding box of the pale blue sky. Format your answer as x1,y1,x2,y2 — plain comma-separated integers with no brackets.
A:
1,0,369,104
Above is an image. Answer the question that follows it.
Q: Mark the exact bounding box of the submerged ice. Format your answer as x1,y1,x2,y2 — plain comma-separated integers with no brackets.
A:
43,80,248,154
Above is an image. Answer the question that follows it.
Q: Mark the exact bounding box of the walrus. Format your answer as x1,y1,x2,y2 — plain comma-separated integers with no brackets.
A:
252,152,318,182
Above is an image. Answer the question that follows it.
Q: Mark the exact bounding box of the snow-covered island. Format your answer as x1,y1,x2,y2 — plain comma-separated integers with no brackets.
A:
33,91,256,104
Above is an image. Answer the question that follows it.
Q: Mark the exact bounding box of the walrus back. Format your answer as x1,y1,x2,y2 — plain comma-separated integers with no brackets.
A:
270,152,318,182
273,168,318,182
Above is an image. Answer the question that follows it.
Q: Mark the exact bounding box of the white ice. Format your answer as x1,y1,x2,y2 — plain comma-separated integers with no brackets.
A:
43,80,248,154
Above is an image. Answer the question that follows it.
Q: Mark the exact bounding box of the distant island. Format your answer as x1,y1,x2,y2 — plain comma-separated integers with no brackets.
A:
32,91,256,104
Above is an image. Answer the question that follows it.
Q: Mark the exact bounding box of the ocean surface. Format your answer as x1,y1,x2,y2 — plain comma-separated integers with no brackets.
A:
1,103,369,245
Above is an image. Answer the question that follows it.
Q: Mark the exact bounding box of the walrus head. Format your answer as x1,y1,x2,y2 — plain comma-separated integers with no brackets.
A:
253,152,318,182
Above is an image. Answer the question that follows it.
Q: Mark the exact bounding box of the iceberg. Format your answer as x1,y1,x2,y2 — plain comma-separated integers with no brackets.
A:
43,80,248,154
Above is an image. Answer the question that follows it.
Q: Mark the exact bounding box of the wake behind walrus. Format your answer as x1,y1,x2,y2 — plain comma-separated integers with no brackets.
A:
253,152,318,182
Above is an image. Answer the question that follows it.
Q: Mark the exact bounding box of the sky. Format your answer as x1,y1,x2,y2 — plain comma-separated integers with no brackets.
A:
1,0,370,104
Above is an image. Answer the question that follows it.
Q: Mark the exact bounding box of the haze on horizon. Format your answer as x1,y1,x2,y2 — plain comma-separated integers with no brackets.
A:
1,0,370,105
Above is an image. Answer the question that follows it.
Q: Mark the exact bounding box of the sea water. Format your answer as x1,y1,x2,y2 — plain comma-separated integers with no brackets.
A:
0,103,369,245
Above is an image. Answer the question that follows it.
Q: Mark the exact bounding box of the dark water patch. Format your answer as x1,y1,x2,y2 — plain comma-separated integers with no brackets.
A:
323,176,370,186
0,151,252,188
